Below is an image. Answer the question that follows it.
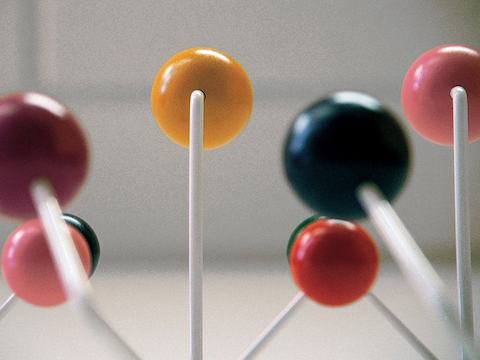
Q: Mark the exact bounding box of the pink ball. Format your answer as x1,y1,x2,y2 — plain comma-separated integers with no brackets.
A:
0,92,89,218
1,219,92,307
402,44,480,145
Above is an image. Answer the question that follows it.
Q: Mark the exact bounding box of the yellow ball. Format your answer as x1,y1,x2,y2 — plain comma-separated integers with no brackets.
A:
151,48,253,149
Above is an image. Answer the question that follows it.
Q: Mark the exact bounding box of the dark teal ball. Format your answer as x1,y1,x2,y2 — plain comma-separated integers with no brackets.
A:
283,91,410,219
62,213,100,274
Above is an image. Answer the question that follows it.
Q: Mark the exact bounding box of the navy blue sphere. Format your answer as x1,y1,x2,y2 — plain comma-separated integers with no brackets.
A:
63,213,100,274
283,91,410,219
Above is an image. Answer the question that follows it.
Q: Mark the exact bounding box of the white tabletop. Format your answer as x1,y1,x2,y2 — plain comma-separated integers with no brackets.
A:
0,261,478,360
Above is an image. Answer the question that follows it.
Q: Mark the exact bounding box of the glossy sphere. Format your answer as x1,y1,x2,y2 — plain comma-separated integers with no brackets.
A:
151,47,253,149
286,214,323,262
2,219,92,307
0,93,89,218
402,44,480,145
290,218,379,306
63,213,100,274
284,92,410,219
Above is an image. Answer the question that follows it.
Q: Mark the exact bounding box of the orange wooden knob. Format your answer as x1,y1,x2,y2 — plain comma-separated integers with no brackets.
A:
151,48,253,149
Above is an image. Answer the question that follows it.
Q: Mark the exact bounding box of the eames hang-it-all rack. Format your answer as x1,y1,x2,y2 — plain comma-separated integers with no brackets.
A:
0,44,479,359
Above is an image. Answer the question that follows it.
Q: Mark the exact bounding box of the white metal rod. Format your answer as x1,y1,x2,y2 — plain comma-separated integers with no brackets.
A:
30,180,141,359
79,301,142,360
0,294,17,322
452,86,474,360
237,292,306,360
31,180,91,302
366,293,438,360
189,90,205,360
238,290,437,360
357,184,478,360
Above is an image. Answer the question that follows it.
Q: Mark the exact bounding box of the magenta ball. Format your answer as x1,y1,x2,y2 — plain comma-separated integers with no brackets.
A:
402,44,480,145
0,93,89,218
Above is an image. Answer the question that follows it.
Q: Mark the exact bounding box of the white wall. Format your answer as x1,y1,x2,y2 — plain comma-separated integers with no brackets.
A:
1,0,480,264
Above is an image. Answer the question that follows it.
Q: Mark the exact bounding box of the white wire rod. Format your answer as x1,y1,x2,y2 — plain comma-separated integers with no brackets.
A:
31,180,91,301
189,90,205,360
0,294,17,322
31,180,141,359
451,86,474,360
78,300,142,360
238,290,437,360
366,293,438,360
357,183,478,360
237,292,306,360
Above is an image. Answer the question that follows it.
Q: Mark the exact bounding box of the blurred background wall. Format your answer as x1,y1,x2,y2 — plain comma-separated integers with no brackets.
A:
1,0,480,266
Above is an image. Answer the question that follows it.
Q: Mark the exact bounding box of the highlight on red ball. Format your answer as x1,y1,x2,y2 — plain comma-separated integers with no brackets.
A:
1,219,92,307
402,44,480,145
289,217,379,307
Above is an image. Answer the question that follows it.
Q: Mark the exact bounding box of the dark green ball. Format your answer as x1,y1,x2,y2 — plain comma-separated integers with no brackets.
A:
283,91,410,219
286,215,323,262
62,213,100,274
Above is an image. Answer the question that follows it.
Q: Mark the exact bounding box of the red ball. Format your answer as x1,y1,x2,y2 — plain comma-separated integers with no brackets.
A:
290,218,379,306
0,92,89,218
402,44,480,145
2,219,92,307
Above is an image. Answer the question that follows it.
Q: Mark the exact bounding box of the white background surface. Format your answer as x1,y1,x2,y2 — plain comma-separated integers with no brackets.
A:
0,263,479,359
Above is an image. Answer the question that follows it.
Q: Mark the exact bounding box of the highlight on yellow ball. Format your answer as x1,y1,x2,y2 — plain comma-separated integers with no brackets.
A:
151,47,254,149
